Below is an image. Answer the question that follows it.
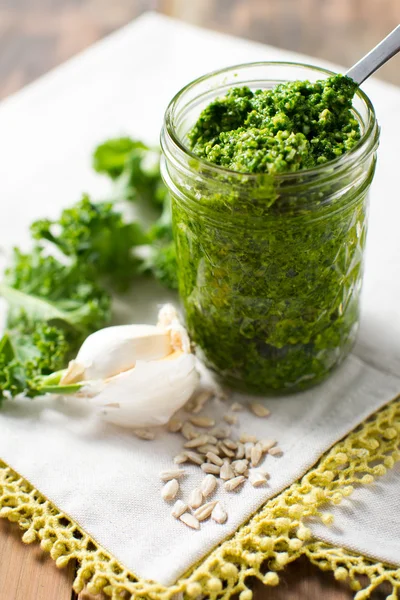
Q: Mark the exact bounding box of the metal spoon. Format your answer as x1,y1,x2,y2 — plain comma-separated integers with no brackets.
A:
346,24,400,84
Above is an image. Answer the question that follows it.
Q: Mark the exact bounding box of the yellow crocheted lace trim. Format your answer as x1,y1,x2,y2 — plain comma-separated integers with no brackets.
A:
1,399,399,600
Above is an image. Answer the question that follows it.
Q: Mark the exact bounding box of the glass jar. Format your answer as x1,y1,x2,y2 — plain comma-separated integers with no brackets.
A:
161,63,379,394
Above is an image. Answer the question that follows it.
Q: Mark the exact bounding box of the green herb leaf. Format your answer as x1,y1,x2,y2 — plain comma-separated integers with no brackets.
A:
0,321,70,400
93,137,147,179
143,195,178,290
93,137,167,209
31,195,148,291
1,247,111,337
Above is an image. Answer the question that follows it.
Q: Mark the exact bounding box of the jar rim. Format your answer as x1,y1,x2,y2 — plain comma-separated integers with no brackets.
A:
162,61,378,182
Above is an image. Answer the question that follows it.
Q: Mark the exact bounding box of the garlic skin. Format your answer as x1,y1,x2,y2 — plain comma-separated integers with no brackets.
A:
63,324,172,383
157,304,191,354
59,304,199,429
90,352,199,428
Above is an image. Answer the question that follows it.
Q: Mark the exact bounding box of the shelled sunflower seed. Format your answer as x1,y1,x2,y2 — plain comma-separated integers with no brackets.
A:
133,428,155,440
160,468,186,481
223,414,238,425
240,433,258,443
171,500,188,518
259,439,277,452
201,474,217,497
245,442,255,460
201,463,221,475
180,513,200,530
232,459,248,474
204,435,218,445
189,416,215,428
209,426,231,439
212,502,228,524
181,422,198,440
159,385,282,530
218,442,235,458
220,462,235,481
198,444,220,455
174,453,188,464
167,418,183,433
269,446,283,456
236,442,245,459
249,470,267,487
194,501,218,521
186,389,213,414
185,451,205,465
224,476,246,492
206,452,224,466
184,435,210,448
162,479,179,501
230,401,244,412
250,402,271,418
251,443,263,467
222,439,237,450
188,488,203,509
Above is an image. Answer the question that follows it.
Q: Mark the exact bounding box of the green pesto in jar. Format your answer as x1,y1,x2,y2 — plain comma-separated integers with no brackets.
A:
171,74,373,393
188,75,360,173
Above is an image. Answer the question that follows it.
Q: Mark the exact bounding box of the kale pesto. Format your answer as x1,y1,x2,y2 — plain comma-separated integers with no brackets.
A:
188,75,360,173
164,71,378,393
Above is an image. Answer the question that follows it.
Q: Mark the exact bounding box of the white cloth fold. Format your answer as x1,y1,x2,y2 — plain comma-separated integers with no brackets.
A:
0,13,399,586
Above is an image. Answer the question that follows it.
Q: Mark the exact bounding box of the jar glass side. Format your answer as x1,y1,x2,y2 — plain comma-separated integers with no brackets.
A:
161,62,379,394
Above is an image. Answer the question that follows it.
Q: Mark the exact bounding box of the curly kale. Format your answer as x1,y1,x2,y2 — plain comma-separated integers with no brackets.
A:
0,321,69,401
146,241,178,291
92,138,178,290
0,247,111,339
93,137,167,208
93,137,147,179
31,195,148,290
0,248,111,400
0,137,179,402
145,195,178,290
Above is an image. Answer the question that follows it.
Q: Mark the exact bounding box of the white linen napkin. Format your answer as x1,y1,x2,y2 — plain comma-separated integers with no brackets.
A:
0,12,399,586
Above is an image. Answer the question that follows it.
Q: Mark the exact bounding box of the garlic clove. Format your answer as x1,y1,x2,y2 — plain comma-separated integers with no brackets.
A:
157,304,179,330
60,360,86,385
157,304,191,354
76,324,172,381
89,353,199,428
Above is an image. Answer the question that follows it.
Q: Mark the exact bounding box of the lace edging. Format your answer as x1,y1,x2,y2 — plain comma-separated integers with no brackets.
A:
1,399,399,600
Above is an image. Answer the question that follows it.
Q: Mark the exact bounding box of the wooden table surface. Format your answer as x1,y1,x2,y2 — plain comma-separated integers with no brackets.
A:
0,1,399,599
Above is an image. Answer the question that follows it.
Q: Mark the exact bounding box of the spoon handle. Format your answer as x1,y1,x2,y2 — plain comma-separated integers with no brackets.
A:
346,24,400,84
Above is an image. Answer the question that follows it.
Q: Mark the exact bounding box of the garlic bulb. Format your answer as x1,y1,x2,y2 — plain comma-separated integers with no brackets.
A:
59,304,199,428
90,352,199,428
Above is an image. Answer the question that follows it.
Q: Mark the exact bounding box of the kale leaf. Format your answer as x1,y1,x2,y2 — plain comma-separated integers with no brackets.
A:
0,247,111,338
93,137,167,209
31,195,148,290
93,137,147,179
0,321,69,401
144,195,178,290
0,137,179,402
92,137,178,290
146,240,178,291
0,248,111,399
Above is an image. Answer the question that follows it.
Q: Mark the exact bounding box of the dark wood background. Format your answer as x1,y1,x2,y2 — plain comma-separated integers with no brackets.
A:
0,1,398,599
0,0,399,100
